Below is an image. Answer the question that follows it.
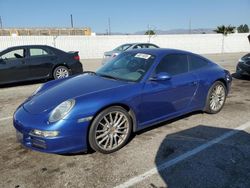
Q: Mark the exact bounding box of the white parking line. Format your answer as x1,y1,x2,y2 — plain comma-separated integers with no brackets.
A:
115,121,250,188
0,116,12,122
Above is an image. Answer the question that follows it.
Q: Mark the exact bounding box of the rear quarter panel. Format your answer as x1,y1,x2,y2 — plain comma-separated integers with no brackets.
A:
192,63,229,110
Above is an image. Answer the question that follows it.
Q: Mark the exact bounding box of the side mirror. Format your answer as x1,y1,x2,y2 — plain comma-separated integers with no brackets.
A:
150,72,171,81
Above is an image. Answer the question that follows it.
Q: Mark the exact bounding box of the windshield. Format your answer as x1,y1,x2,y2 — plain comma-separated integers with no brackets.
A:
96,52,156,82
113,44,133,52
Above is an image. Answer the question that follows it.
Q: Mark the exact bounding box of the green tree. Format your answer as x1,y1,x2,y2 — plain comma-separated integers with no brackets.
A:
145,30,155,35
214,25,235,53
237,24,249,33
214,25,235,36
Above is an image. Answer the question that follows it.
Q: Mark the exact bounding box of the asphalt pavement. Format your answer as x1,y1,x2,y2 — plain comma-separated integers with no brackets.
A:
0,52,250,188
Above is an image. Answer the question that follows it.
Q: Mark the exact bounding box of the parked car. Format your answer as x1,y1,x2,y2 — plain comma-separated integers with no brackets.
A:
0,45,83,85
14,48,232,154
103,43,159,63
236,53,250,77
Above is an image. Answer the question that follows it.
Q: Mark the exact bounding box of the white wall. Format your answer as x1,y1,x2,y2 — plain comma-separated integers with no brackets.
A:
0,34,249,59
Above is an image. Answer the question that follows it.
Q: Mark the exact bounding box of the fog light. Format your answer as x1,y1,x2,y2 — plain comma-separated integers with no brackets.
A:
30,129,59,138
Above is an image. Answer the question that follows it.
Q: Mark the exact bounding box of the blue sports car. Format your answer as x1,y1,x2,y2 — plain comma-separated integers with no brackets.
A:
13,49,232,154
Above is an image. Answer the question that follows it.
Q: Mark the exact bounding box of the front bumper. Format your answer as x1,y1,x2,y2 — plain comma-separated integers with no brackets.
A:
13,106,90,154
236,63,250,76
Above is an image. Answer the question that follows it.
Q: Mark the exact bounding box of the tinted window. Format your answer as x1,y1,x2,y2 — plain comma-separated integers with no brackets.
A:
188,55,208,71
155,54,188,76
1,49,25,60
30,48,49,56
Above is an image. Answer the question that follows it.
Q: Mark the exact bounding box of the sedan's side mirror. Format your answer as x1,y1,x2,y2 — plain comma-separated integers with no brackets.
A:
150,72,171,81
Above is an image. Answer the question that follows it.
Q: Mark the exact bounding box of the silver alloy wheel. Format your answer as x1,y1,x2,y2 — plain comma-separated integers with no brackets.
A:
95,111,129,151
55,67,69,79
209,84,226,111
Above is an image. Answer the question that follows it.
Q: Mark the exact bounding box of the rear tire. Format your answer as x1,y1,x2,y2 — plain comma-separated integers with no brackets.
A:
53,66,70,79
205,81,227,114
89,106,132,154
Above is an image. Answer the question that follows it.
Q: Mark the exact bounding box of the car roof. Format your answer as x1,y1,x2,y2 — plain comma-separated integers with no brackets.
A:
122,43,158,46
5,45,52,49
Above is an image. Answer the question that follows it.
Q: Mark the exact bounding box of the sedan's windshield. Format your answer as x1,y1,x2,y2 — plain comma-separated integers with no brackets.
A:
96,52,156,82
113,44,133,52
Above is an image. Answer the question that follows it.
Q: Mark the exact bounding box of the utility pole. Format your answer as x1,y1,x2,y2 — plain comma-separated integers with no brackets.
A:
108,17,111,35
0,16,2,29
189,18,192,34
70,14,74,28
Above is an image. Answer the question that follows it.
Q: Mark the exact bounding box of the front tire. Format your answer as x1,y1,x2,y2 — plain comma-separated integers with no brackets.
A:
205,81,227,114
53,66,70,79
89,106,132,154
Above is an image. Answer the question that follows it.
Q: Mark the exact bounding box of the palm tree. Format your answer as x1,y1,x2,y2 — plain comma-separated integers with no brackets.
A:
145,30,155,35
214,25,235,53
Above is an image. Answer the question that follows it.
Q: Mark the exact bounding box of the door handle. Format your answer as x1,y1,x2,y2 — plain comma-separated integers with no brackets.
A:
192,81,198,85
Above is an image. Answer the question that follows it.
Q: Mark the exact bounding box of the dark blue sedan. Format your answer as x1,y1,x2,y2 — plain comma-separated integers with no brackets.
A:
13,49,232,154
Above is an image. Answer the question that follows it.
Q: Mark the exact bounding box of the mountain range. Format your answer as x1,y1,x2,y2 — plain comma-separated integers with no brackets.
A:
97,28,216,35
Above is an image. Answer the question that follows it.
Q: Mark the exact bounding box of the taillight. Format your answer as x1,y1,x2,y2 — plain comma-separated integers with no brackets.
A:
74,55,80,60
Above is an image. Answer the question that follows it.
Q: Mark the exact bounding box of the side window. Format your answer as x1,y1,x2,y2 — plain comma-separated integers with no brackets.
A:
188,55,208,71
148,45,158,49
30,48,49,57
133,45,142,49
1,49,25,60
155,54,188,76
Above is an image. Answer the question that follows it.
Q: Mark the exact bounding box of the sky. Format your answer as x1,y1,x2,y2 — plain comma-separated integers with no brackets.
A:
0,0,249,33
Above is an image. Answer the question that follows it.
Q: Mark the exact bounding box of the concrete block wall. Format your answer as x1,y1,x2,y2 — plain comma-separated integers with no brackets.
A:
0,34,249,59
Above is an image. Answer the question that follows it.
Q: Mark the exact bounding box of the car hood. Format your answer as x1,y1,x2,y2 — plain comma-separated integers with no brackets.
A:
23,74,128,114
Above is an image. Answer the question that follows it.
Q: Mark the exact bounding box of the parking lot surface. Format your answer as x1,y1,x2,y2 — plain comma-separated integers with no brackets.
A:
1,52,250,188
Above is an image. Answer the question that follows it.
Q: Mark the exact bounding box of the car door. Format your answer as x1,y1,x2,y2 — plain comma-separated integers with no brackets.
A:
26,47,56,79
139,54,199,126
0,48,29,84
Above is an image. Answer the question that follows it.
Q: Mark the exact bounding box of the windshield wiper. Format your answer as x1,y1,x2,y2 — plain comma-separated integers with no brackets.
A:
82,71,97,75
98,74,120,80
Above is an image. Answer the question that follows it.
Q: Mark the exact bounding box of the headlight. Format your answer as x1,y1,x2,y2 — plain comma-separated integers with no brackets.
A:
49,99,75,123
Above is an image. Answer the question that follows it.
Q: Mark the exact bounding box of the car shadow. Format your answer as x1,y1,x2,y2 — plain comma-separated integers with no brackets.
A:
136,111,202,136
154,125,250,188
0,79,50,88
231,73,250,81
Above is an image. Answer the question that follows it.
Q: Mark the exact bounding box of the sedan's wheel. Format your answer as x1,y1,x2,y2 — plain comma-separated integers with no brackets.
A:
53,66,69,79
89,106,132,154
205,81,227,114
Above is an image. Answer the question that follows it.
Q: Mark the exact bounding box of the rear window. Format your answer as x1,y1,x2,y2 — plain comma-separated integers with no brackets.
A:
30,48,49,56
